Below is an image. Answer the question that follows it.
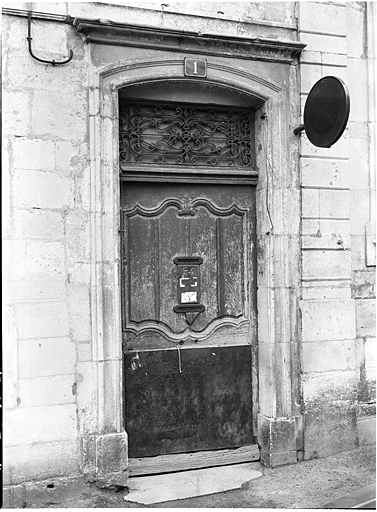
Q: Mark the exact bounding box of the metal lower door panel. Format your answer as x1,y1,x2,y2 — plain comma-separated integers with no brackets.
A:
124,345,253,458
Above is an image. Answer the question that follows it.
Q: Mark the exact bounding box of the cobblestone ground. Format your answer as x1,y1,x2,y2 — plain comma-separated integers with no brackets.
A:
4,445,376,509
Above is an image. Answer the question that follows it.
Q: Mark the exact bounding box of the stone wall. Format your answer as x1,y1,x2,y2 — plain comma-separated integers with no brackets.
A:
298,1,376,458
2,11,90,484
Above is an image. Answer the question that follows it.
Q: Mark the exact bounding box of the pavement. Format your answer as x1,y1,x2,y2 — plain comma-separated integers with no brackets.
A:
3,444,376,509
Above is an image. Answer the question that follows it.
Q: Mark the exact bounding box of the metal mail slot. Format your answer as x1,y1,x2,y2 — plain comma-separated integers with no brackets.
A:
173,256,205,315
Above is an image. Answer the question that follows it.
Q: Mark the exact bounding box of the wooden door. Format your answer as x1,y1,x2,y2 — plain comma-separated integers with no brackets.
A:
121,181,257,459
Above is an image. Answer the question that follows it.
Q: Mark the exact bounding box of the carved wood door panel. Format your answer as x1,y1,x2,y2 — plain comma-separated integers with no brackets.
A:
121,181,256,458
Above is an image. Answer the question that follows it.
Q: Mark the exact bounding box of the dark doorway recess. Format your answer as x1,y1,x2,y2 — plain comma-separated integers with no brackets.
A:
119,95,259,473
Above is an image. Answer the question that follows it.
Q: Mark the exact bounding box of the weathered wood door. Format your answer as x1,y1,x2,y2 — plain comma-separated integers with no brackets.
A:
120,101,257,460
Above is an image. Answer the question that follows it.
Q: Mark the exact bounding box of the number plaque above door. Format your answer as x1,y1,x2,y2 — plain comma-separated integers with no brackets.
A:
184,58,207,78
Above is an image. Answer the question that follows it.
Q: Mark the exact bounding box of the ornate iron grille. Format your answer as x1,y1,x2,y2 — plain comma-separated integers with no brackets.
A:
119,103,254,167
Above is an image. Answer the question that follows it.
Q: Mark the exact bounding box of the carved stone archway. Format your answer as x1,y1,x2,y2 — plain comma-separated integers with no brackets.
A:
76,19,304,478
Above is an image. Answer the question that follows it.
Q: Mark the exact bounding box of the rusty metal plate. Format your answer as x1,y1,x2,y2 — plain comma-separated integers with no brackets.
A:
124,345,253,458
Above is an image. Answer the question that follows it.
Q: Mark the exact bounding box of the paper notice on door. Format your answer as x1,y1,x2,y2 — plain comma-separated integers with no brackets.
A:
181,291,197,303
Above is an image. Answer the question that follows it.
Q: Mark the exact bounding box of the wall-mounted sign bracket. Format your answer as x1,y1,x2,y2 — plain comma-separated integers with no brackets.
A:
293,123,305,135
173,256,205,325
27,11,73,65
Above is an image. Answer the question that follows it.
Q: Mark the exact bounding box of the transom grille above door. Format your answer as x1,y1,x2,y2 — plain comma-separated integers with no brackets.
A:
119,102,255,168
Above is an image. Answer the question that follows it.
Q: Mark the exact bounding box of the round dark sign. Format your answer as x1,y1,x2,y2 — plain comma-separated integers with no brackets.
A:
304,76,350,148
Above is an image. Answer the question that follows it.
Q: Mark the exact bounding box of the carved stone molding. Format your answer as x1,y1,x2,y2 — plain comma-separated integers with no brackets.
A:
86,42,302,468
73,18,305,63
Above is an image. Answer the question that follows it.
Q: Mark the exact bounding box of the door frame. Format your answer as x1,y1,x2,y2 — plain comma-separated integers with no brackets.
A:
82,49,303,476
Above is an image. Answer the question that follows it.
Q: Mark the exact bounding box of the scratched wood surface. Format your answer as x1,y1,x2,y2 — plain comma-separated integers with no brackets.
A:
121,182,256,349
128,444,260,476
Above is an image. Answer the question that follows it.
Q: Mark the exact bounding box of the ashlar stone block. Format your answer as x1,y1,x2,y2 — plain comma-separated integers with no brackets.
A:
75,361,96,436
301,299,356,342
2,143,12,238
303,398,357,459
347,58,369,123
65,210,91,264
352,269,376,298
356,299,376,338
67,262,91,286
301,218,349,237
67,285,91,342
96,432,128,476
12,139,55,171
56,140,89,176
14,209,64,240
302,281,351,300
3,306,18,409
301,132,349,159
302,188,319,218
13,170,72,210
299,2,347,36
300,50,347,67
5,272,66,302
3,90,31,137
357,417,376,447
303,370,358,402
25,240,65,274
303,250,351,280
3,440,79,486
16,301,70,339
301,157,349,189
349,135,370,191
302,232,351,251
74,168,91,211
301,340,357,373
77,343,92,363
3,240,27,282
319,189,349,219
350,191,371,236
299,32,347,55
18,337,76,378
2,14,28,50
28,20,70,58
32,89,86,141
347,3,367,59
364,338,376,370
258,414,300,468
4,404,78,446
18,374,76,407
300,63,322,95
301,64,347,96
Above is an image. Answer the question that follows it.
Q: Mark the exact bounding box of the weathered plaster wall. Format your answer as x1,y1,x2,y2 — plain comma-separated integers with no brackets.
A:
298,1,376,459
